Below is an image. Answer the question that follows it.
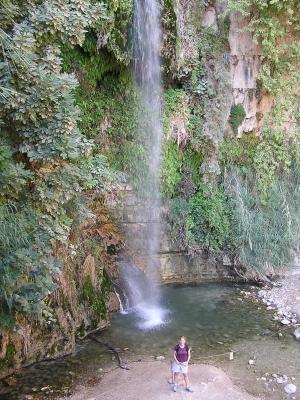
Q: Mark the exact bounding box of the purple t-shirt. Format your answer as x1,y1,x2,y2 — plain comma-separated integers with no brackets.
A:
174,344,189,363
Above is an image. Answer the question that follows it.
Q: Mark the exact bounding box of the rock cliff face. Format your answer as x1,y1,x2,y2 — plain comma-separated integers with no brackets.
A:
229,12,272,136
114,185,233,284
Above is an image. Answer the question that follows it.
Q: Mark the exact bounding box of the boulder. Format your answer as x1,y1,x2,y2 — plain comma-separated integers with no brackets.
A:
293,327,300,341
284,383,297,394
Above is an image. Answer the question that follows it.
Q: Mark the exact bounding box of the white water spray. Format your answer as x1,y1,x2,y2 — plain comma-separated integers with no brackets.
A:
119,0,167,329
114,289,129,315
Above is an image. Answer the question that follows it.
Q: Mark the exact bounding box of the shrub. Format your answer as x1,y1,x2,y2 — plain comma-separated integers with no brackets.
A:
227,169,300,274
186,185,230,252
229,104,246,134
161,142,182,198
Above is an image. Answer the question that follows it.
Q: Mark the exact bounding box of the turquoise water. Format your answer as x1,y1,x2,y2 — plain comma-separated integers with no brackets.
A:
0,283,294,399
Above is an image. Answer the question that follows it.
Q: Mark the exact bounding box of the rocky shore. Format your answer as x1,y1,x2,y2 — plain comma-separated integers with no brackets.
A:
239,268,300,341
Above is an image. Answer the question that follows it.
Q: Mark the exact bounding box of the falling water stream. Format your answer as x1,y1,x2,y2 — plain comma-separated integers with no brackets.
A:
119,0,167,329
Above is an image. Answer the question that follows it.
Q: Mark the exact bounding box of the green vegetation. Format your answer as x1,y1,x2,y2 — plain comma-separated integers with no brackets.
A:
229,104,246,134
161,142,183,198
186,185,230,252
227,170,300,273
80,275,106,324
0,1,118,322
0,343,16,370
80,270,112,326
221,132,260,168
170,184,231,255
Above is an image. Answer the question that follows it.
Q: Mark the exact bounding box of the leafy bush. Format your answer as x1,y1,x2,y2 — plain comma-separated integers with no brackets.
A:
229,104,246,134
254,128,293,200
0,204,59,317
186,185,230,252
161,142,182,198
0,1,118,322
220,132,260,168
170,184,231,254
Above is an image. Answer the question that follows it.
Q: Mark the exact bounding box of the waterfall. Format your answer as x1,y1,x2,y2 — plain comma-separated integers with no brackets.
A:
114,289,129,315
119,0,167,329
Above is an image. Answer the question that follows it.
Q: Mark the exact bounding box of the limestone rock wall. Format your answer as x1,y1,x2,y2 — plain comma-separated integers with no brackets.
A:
114,185,233,284
229,12,273,136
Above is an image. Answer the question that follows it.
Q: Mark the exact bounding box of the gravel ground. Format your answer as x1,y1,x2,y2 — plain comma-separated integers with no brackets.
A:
62,361,261,400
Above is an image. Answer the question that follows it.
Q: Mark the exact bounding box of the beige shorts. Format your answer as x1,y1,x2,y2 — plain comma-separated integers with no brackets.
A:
172,361,188,374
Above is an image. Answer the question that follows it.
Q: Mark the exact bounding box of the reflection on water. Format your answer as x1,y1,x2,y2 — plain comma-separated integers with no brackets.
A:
0,283,295,399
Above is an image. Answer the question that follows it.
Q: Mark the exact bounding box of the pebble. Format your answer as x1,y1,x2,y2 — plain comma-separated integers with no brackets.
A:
284,383,297,394
276,377,285,384
155,356,165,361
248,359,255,365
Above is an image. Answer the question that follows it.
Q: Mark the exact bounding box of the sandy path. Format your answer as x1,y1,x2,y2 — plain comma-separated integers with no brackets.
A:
63,361,262,400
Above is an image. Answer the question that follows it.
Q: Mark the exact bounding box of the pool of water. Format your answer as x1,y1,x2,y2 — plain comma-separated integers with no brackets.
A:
99,283,277,358
0,283,296,400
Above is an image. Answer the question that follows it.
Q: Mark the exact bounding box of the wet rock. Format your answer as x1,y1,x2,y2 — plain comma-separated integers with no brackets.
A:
293,327,300,341
280,318,291,325
284,383,297,394
41,386,51,391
